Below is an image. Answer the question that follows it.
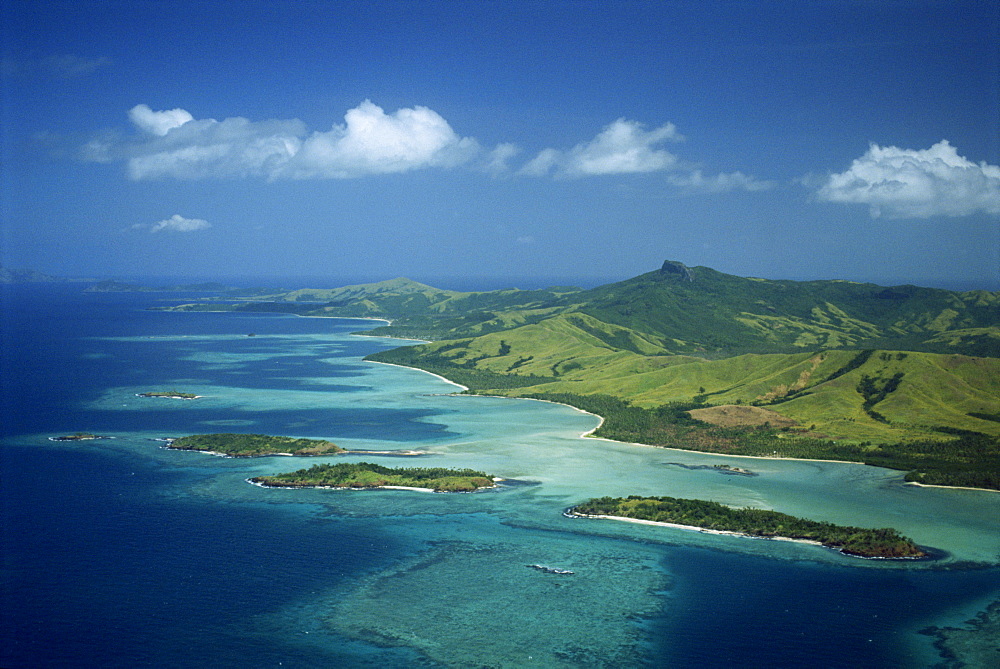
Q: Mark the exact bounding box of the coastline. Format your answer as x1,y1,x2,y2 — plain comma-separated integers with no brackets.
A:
364,360,469,391
906,481,1000,494
357,357,1000,493
161,309,995,492
247,480,495,493
565,510,822,547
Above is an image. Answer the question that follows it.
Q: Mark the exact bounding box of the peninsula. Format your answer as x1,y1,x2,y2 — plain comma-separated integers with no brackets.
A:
166,433,344,457
569,495,927,559
250,462,496,492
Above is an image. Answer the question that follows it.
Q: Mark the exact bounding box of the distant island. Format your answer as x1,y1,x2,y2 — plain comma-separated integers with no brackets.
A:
137,391,202,400
85,280,233,293
49,433,111,442
250,462,497,492
568,495,927,559
166,433,344,457
0,264,67,283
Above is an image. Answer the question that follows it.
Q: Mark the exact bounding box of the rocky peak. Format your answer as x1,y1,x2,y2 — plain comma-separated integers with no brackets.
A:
660,260,694,282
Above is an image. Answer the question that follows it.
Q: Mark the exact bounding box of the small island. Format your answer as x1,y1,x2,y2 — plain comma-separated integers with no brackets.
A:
250,462,497,492
49,433,111,441
568,495,928,559
137,391,202,400
166,433,344,457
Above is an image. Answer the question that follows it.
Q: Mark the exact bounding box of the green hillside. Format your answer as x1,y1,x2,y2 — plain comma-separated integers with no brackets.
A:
158,261,1000,488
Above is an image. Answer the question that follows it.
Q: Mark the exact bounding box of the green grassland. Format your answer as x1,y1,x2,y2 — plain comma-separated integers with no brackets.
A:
250,462,495,492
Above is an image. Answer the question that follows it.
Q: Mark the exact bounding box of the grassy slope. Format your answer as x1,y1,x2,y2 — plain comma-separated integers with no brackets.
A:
563,267,1000,356
162,266,1000,446
376,327,1000,441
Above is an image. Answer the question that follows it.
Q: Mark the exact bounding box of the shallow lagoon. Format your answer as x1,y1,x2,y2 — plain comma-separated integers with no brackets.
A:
2,285,999,667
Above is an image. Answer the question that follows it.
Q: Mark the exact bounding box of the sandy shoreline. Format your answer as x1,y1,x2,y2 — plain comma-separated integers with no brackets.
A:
364,360,469,391
565,511,826,547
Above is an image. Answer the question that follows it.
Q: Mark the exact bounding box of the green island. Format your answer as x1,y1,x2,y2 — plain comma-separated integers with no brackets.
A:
250,462,496,492
138,391,202,399
157,261,1000,490
570,495,927,559
167,433,344,457
49,432,110,441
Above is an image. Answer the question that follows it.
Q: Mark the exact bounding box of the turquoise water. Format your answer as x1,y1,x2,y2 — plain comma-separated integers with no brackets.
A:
2,285,999,667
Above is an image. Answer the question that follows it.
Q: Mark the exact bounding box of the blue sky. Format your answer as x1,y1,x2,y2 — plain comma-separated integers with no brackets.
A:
2,0,998,288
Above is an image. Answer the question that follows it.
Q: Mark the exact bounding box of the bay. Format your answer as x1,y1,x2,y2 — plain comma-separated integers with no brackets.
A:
2,283,999,667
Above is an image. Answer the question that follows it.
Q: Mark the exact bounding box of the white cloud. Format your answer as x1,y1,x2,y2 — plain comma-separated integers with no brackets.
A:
137,214,211,233
89,101,481,180
483,143,521,175
128,104,195,136
126,116,306,180
817,140,1000,218
521,119,682,178
86,104,771,190
276,100,479,179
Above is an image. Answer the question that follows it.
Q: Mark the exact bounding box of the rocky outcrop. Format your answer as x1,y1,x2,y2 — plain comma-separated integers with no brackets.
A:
660,260,694,281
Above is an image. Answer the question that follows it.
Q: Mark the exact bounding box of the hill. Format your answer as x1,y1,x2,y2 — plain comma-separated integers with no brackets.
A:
156,262,1000,488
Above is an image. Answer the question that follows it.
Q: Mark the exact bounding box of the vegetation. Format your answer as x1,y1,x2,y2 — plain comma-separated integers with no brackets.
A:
524,392,1000,491
50,433,106,441
571,495,927,558
168,433,344,457
250,462,495,492
138,390,200,399
159,262,1000,490
162,266,1000,358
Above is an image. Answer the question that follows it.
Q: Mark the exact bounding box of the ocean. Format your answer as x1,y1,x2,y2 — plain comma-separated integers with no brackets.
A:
2,283,999,668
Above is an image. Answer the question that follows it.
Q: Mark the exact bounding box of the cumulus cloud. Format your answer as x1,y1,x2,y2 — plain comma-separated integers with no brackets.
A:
277,100,479,178
520,119,682,178
85,104,771,190
817,140,1000,218
134,214,211,233
129,104,195,136
87,101,480,180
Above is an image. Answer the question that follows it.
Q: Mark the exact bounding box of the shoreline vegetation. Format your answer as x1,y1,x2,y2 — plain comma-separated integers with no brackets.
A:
364,355,1000,491
249,462,497,492
568,496,928,559
166,433,344,457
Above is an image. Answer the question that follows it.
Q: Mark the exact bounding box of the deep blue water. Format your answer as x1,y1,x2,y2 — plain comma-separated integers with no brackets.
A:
3,283,999,668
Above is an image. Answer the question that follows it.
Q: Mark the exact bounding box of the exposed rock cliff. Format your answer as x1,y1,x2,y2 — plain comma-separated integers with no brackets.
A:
659,260,694,281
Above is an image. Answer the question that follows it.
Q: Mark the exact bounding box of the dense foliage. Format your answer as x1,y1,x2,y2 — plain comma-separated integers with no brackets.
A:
572,495,926,558
169,433,344,457
251,462,495,492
